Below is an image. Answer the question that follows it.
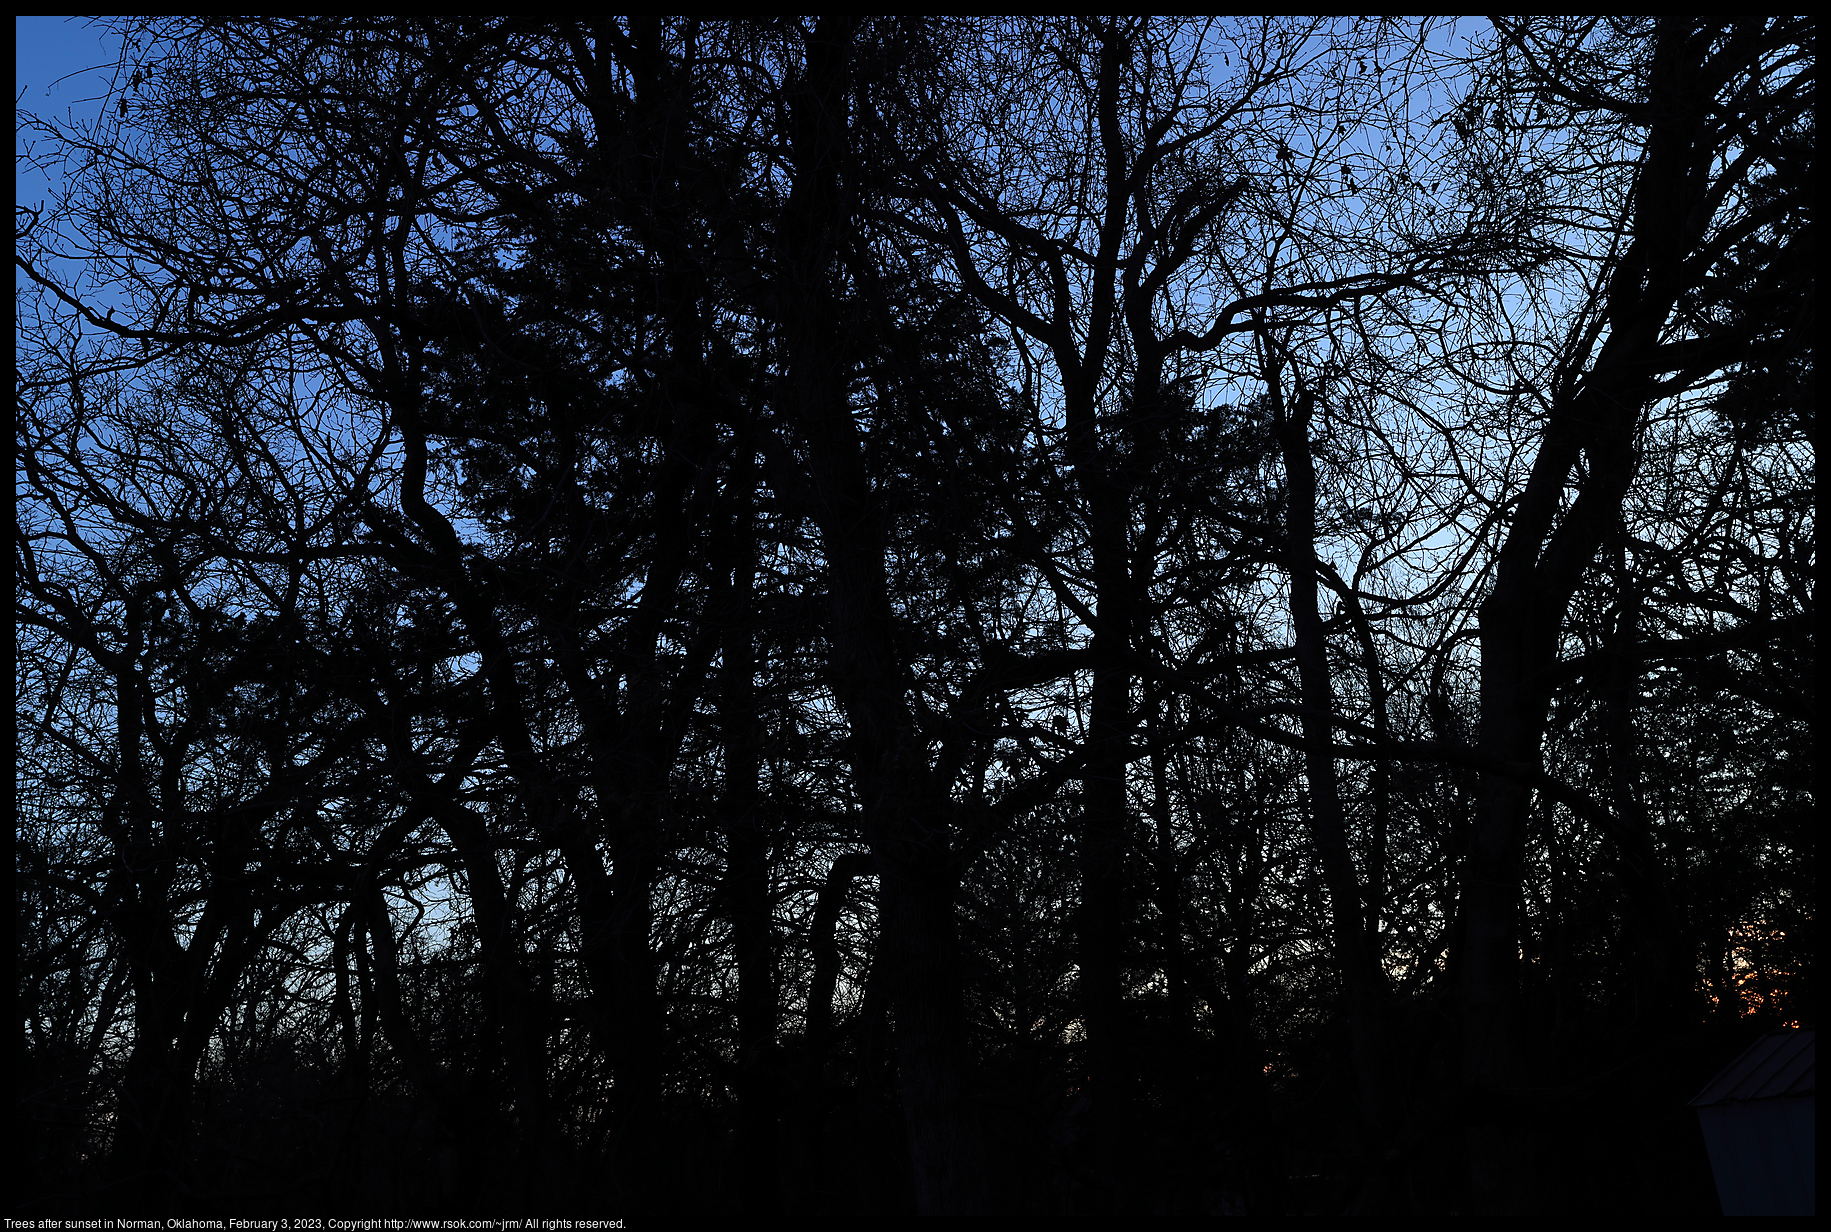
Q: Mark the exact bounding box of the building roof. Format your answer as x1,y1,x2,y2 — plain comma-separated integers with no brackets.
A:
1689,1029,1815,1106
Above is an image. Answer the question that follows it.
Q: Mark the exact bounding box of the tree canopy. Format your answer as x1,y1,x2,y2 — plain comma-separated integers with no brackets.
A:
16,16,1813,1217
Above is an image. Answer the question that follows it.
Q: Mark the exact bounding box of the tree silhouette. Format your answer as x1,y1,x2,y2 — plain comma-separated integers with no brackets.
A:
16,15,1812,1217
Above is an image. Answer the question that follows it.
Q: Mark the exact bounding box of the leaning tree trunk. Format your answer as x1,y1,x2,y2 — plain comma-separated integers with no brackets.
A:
1462,20,1722,1211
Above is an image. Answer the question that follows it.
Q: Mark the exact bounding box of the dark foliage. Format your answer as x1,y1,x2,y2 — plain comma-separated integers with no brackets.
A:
16,16,1812,1216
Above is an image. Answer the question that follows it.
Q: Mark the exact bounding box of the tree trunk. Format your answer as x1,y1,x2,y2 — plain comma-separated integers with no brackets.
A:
877,846,990,1215
1273,376,1389,1138
799,849,874,1200
722,452,780,1214
112,989,193,1210
771,17,989,1213
1462,22,1714,1209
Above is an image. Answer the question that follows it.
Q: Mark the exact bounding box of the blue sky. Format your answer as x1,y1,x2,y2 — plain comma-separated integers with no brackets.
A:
16,17,126,306
16,16,121,201
15,15,118,101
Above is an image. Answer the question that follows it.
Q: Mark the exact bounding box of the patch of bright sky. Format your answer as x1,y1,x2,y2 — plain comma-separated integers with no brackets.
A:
16,17,123,294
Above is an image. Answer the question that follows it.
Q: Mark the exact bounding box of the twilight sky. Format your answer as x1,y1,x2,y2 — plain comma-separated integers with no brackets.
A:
17,15,122,193
16,17,125,300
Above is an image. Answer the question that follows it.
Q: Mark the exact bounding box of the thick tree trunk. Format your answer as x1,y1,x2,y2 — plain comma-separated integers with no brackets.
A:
1462,22,1712,1210
1601,543,1689,1022
1273,379,1389,1136
771,17,989,1214
359,878,469,1205
104,656,267,1212
592,817,666,1203
112,996,192,1210
721,458,780,1214
797,852,872,1202
1070,321,1145,1214
433,800,551,1195
804,569,989,1214
1078,584,1134,1207
877,845,990,1215
1147,722,1190,1034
